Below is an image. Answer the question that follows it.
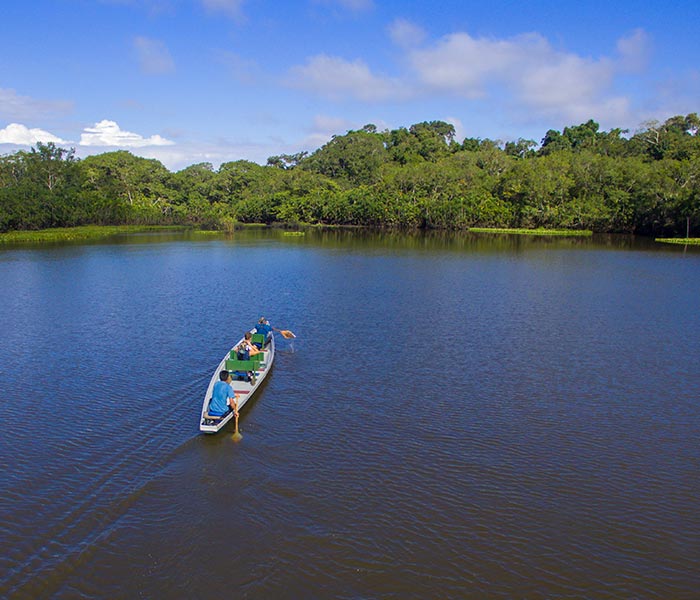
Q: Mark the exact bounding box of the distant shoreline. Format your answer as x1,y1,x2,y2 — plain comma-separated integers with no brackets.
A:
4,224,698,246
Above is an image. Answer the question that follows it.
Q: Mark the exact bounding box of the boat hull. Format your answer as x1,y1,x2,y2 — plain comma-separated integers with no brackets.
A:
199,331,275,433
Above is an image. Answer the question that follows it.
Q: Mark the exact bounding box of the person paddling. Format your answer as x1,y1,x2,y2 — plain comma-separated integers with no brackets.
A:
255,316,295,342
208,370,239,417
254,317,274,344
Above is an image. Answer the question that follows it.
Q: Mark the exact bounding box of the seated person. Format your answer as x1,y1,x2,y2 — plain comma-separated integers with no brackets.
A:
208,370,239,417
235,343,249,360
254,317,282,345
255,317,273,341
238,331,266,357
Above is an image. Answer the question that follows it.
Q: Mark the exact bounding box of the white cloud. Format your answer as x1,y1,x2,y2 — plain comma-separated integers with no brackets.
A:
287,27,651,130
407,31,636,123
312,114,354,134
99,0,175,14
648,69,700,123
288,54,406,101
617,28,651,72
135,139,278,171
313,0,374,12
200,0,245,19
0,123,69,145
516,51,613,103
300,115,354,149
79,120,174,147
388,19,426,48
288,28,638,124
0,88,73,121
409,32,546,97
133,36,175,74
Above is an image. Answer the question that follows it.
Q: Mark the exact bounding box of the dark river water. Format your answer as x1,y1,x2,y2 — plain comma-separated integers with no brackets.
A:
1,229,699,599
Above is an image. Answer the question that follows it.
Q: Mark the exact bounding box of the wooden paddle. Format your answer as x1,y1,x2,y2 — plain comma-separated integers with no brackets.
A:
231,396,242,442
271,326,296,339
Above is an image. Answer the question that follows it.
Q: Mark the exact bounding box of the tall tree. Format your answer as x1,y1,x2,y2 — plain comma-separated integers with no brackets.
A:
301,129,387,186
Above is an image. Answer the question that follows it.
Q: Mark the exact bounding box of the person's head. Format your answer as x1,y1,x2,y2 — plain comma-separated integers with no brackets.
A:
258,317,267,324
244,332,252,340
219,370,230,381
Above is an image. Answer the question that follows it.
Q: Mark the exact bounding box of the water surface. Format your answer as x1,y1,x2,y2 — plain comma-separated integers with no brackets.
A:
1,230,698,599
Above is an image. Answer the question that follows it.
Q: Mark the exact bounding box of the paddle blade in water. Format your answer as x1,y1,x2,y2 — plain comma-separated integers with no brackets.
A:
232,415,242,442
232,400,242,442
280,330,296,339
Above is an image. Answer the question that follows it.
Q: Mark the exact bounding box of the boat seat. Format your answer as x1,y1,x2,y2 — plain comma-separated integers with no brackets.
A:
229,350,265,363
252,333,267,348
202,411,227,425
225,359,261,372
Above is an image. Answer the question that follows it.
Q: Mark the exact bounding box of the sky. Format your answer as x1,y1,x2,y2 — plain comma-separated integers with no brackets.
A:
1,0,699,171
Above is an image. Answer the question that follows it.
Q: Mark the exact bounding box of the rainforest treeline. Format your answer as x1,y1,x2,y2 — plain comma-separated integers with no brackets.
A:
1,114,699,235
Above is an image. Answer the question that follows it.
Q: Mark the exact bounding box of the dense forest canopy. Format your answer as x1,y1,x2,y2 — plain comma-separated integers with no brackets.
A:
1,115,699,235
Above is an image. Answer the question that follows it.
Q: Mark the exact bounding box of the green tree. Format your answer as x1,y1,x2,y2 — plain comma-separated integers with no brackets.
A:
563,119,600,149
211,160,268,203
0,143,82,229
171,163,215,203
504,138,536,159
631,114,700,161
301,129,387,186
266,152,308,169
27,142,77,192
499,151,574,227
80,151,172,223
539,129,571,155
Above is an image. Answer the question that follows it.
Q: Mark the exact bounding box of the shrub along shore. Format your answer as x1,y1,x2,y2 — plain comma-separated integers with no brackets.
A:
1,115,698,237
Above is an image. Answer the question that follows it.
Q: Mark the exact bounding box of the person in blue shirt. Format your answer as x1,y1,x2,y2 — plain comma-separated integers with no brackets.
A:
255,317,295,341
208,370,239,417
254,317,275,346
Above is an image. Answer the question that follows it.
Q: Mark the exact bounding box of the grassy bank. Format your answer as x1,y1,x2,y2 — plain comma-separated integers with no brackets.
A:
655,237,700,245
469,227,593,236
0,225,190,244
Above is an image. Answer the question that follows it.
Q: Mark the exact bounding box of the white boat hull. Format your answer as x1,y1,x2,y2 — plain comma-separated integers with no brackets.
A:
199,331,275,433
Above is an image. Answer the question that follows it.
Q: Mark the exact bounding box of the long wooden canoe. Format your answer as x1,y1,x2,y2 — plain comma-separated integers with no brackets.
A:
199,331,275,433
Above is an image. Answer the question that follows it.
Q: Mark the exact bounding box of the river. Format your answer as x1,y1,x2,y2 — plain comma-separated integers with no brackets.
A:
1,229,698,599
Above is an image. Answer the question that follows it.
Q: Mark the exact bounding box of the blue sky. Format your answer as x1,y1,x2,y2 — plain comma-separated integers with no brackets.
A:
1,0,698,170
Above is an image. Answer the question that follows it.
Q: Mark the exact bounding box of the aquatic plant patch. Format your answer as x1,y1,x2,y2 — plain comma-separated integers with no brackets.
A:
469,227,592,236
655,238,700,245
0,225,188,244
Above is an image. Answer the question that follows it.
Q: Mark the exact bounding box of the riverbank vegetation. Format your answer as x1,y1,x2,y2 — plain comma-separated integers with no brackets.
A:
1,114,698,236
655,237,700,245
0,225,187,243
469,228,592,236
